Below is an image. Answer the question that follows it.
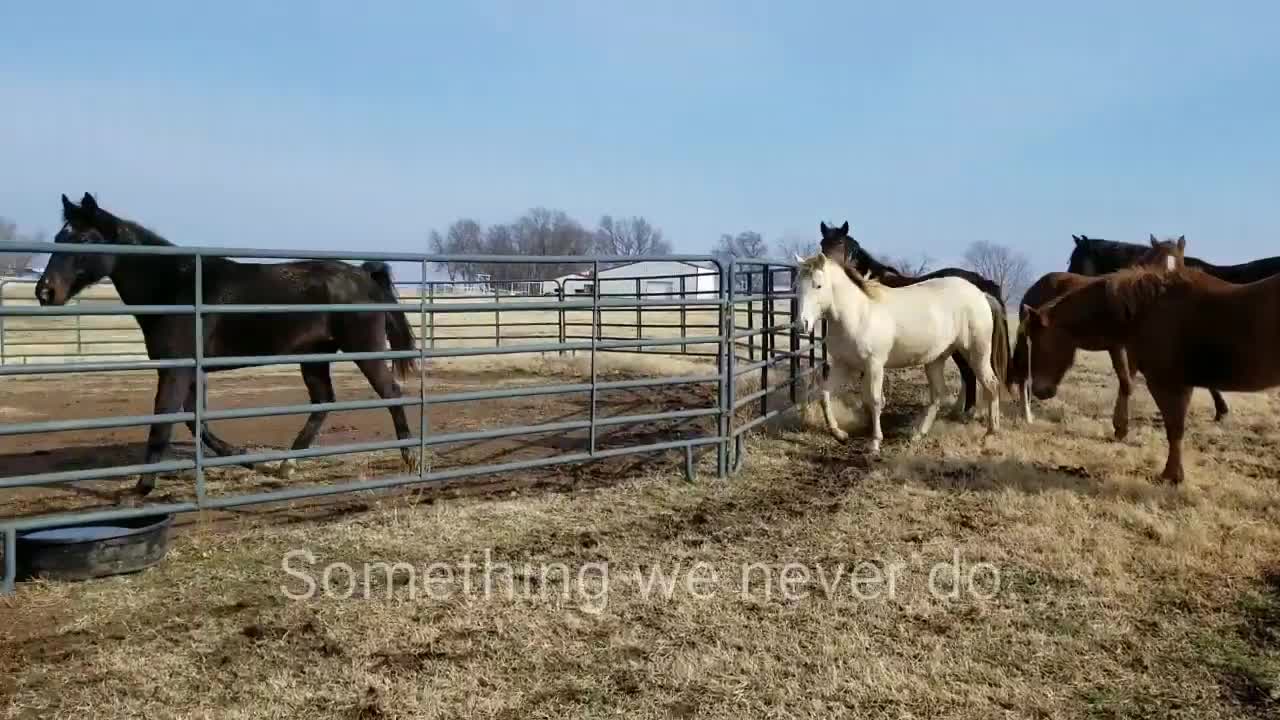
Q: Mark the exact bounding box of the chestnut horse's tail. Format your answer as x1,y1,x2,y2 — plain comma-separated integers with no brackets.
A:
362,261,418,379
986,293,1010,393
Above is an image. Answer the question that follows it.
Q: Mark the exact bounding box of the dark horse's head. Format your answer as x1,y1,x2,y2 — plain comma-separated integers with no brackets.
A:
818,221,898,277
819,221,855,261
1066,234,1159,276
35,193,125,306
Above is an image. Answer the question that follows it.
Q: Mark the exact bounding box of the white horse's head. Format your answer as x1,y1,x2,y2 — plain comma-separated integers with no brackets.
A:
794,253,834,335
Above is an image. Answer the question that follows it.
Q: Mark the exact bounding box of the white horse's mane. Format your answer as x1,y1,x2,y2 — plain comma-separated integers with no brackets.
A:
796,253,884,300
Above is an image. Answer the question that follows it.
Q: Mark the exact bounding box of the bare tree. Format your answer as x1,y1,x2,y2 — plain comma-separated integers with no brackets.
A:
883,253,936,277
594,215,671,256
0,217,39,277
429,219,485,281
775,234,817,260
962,241,1032,300
712,231,769,263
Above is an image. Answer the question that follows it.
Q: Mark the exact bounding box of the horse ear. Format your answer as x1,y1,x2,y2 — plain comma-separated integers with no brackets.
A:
1176,235,1186,251
1022,304,1047,327
61,193,76,220
81,193,99,215
1072,234,1083,246
793,253,805,265
1149,233,1159,247
820,222,830,236
839,221,849,235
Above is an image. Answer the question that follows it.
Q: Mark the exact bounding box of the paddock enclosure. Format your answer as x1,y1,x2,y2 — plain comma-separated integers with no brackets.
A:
0,246,820,592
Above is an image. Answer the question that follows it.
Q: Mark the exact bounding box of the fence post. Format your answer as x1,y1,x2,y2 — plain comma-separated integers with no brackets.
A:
0,280,7,366
557,280,567,357
728,259,740,474
679,275,688,355
746,269,756,363
193,253,206,507
73,297,84,357
418,260,429,479
761,266,773,419
589,261,600,456
494,284,501,348
789,266,800,406
2,527,14,595
635,277,642,347
427,281,437,348
716,260,731,478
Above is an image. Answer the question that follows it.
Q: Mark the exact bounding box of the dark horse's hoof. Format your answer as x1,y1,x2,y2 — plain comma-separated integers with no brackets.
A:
134,476,156,496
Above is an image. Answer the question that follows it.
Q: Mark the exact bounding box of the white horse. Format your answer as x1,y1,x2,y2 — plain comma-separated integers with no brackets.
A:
795,252,1001,453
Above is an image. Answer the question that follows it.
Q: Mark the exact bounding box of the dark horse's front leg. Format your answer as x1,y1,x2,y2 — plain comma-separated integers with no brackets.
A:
1207,389,1229,422
183,376,254,470
951,351,976,417
137,367,194,496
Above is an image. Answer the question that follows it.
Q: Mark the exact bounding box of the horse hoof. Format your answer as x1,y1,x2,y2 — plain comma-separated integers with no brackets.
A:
403,453,420,475
134,476,155,497
275,459,297,480
831,429,850,442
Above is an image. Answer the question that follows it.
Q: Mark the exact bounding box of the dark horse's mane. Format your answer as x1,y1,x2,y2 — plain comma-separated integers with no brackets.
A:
1069,235,1280,284
837,237,1005,304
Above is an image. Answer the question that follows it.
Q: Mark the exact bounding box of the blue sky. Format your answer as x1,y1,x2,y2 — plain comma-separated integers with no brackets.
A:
3,1,1278,275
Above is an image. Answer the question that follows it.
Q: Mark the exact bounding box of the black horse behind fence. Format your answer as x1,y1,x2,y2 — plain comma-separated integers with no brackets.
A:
1064,233,1280,421
34,193,419,497
818,221,1010,415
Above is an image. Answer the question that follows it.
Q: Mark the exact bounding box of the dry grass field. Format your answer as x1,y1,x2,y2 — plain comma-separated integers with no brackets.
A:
4,341,1280,718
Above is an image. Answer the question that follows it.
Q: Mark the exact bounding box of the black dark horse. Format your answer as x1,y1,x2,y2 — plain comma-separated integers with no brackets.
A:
818,221,1011,416
1064,233,1280,421
36,193,419,496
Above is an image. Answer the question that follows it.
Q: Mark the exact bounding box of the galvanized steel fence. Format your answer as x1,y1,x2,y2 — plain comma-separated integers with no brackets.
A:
0,242,823,593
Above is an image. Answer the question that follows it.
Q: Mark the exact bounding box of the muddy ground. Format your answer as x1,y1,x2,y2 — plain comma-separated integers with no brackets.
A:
0,355,774,531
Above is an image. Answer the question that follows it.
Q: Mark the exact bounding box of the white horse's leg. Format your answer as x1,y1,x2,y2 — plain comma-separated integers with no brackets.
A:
821,361,850,442
1020,382,1034,424
862,361,886,454
914,358,948,439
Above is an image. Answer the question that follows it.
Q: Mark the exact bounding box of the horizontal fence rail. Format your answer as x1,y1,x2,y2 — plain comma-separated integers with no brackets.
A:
0,241,823,593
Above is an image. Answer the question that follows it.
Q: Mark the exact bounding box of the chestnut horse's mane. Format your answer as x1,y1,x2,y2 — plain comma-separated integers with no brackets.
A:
1101,265,1216,325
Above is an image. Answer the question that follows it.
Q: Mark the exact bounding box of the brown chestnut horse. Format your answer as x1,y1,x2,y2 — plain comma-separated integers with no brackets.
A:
1021,240,1280,484
1009,237,1212,439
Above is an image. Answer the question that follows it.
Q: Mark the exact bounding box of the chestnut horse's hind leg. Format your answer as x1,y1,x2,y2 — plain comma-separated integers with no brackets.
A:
1147,383,1192,485
276,362,336,479
1108,347,1134,441
1208,389,1229,422
354,358,418,475
137,367,195,496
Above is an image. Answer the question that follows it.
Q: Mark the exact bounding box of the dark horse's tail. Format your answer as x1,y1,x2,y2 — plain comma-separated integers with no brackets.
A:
985,293,1010,395
362,261,417,379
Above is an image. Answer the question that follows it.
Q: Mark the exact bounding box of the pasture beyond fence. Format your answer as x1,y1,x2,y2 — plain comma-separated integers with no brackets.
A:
0,245,823,594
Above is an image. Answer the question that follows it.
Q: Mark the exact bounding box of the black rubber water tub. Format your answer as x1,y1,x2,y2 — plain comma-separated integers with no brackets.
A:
15,514,175,583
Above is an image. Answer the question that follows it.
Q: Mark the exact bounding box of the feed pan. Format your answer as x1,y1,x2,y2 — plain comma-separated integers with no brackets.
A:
15,514,174,583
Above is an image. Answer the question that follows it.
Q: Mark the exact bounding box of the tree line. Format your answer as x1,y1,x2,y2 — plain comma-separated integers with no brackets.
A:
429,208,1031,299
428,209,671,283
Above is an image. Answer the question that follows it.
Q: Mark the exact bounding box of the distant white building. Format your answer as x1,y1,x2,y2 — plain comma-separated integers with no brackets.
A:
555,260,720,298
